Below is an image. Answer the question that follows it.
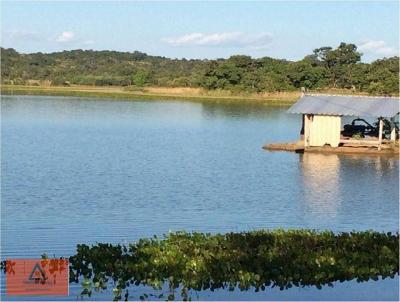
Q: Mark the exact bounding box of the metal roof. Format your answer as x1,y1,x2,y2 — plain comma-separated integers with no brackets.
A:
287,94,400,117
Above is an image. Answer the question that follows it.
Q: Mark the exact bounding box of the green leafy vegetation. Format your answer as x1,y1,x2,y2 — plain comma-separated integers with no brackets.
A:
67,230,399,300
1,42,398,95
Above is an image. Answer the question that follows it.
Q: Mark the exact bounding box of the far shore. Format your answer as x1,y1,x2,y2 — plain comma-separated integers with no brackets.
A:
0,85,388,105
1,85,301,105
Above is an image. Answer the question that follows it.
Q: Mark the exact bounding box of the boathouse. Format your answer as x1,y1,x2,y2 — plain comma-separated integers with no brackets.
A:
287,94,400,150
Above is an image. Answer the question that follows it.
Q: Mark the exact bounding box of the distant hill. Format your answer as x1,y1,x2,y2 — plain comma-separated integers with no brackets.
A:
1,43,398,95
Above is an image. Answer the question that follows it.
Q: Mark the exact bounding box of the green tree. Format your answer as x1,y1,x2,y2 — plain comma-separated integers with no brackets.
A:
287,60,326,89
132,70,151,86
366,57,399,95
312,43,362,88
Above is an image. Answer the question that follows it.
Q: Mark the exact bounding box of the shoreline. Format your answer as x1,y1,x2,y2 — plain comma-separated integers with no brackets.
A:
2,85,394,105
3,85,395,106
0,85,299,105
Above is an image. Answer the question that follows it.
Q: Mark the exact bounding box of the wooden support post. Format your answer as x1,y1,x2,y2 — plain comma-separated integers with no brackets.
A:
378,118,384,151
304,114,311,148
301,87,305,97
390,117,396,141
300,114,305,139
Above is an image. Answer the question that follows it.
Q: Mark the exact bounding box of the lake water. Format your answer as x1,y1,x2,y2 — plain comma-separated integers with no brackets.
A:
1,95,399,300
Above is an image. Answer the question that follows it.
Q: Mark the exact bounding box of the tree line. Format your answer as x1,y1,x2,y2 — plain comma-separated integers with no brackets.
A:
1,43,398,95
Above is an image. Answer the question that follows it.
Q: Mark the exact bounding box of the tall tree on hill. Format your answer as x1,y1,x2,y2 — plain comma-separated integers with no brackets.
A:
312,43,362,88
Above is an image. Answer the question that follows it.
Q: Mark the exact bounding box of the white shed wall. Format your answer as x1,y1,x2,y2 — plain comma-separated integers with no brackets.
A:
305,115,341,148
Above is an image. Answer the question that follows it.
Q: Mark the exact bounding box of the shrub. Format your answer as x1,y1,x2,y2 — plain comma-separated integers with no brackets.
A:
67,229,399,300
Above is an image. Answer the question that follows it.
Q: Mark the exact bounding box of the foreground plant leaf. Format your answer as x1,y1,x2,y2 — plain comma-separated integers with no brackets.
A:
67,230,398,299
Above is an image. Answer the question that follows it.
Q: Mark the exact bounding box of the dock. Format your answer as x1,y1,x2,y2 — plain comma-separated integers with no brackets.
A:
263,140,399,156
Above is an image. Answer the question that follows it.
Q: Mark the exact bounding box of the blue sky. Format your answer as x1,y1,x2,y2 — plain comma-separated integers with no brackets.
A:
1,1,398,62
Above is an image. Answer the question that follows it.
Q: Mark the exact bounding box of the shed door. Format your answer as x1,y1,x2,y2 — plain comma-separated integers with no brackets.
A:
309,115,341,147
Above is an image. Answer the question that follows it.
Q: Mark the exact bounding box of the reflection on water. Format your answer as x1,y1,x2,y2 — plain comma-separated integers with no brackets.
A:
300,153,342,219
297,152,399,232
1,95,399,300
201,102,288,119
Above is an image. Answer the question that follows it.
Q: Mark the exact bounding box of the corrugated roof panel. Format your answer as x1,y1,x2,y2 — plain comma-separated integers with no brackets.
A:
287,95,400,117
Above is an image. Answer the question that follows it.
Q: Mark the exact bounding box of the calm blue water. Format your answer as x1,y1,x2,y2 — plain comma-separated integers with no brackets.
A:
1,95,399,300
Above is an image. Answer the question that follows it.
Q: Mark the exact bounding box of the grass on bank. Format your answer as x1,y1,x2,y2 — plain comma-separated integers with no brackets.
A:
0,84,300,104
1,85,378,105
